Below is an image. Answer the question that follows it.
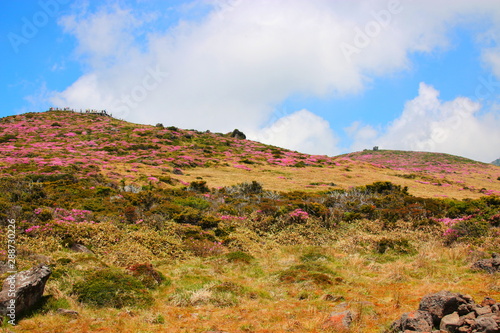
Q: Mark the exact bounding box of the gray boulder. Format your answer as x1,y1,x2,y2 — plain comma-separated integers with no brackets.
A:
419,291,474,326
472,253,500,273
0,264,51,320
390,310,433,332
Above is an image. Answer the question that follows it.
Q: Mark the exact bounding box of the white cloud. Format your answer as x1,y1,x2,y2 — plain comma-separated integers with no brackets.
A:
48,0,500,161
247,109,340,156
350,83,500,162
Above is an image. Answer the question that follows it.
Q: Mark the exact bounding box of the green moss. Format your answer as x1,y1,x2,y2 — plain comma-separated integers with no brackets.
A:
73,268,153,308
225,251,255,264
278,262,337,285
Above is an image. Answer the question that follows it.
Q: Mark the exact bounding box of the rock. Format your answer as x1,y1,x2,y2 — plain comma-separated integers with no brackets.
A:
0,265,52,319
57,308,79,318
474,305,493,316
323,294,345,302
122,184,142,193
28,254,53,264
458,303,475,316
230,129,246,140
69,243,93,254
440,311,460,332
471,253,500,273
419,291,474,326
482,298,497,307
474,315,499,332
324,310,353,330
391,310,433,332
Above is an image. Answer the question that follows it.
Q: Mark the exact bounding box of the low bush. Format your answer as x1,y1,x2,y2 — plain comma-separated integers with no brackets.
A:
225,251,255,264
126,263,169,289
72,268,153,308
278,262,337,285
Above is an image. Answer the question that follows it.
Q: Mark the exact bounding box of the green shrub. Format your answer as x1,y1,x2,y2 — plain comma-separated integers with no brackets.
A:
126,263,169,289
187,181,210,193
448,219,490,243
300,251,330,262
40,296,71,313
225,251,255,264
376,237,416,255
73,268,153,308
278,262,337,285
173,197,210,210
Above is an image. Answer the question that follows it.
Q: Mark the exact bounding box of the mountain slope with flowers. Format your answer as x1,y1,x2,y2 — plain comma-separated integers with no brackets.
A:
1,110,499,200
0,110,499,333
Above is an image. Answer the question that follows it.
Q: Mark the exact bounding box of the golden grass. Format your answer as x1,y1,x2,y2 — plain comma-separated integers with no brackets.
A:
9,225,500,333
112,160,500,200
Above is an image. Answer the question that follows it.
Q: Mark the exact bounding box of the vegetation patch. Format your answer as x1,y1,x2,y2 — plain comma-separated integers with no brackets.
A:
278,262,338,285
72,268,153,308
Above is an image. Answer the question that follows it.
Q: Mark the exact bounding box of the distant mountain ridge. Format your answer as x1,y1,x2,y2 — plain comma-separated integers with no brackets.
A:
1,110,499,198
492,158,500,166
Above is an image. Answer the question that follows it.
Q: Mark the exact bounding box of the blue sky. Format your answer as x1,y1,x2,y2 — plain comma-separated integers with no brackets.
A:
1,0,500,162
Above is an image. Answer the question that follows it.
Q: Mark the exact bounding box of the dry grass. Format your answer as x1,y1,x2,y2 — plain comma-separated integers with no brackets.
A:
8,222,499,333
115,162,500,200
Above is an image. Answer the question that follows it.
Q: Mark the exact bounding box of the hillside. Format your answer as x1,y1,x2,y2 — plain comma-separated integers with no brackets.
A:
493,158,500,167
1,110,499,199
0,110,499,333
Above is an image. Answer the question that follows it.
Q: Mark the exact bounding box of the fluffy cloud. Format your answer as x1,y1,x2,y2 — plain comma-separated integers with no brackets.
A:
247,109,340,156
350,83,500,162
48,0,500,159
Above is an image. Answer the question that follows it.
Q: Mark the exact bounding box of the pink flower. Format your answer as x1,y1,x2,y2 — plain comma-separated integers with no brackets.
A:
289,209,309,220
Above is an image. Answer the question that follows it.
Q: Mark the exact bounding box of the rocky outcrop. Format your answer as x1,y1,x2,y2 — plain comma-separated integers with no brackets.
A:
0,265,52,319
70,243,93,254
324,310,354,330
391,291,500,333
472,253,500,273
230,129,246,140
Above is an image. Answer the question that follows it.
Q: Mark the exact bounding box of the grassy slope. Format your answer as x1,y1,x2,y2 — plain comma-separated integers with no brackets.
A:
0,111,499,333
1,110,499,199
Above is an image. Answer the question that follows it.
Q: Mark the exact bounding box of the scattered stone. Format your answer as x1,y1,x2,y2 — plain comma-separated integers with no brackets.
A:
391,291,500,333
28,254,53,265
474,305,493,316
0,264,52,318
390,310,433,332
323,294,345,302
122,184,142,193
324,310,353,330
69,243,93,254
482,297,497,307
471,253,500,273
474,315,499,332
418,290,474,326
57,308,79,318
440,311,460,332
230,129,246,140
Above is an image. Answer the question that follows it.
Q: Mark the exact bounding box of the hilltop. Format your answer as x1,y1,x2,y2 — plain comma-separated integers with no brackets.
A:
0,110,499,333
0,110,499,199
